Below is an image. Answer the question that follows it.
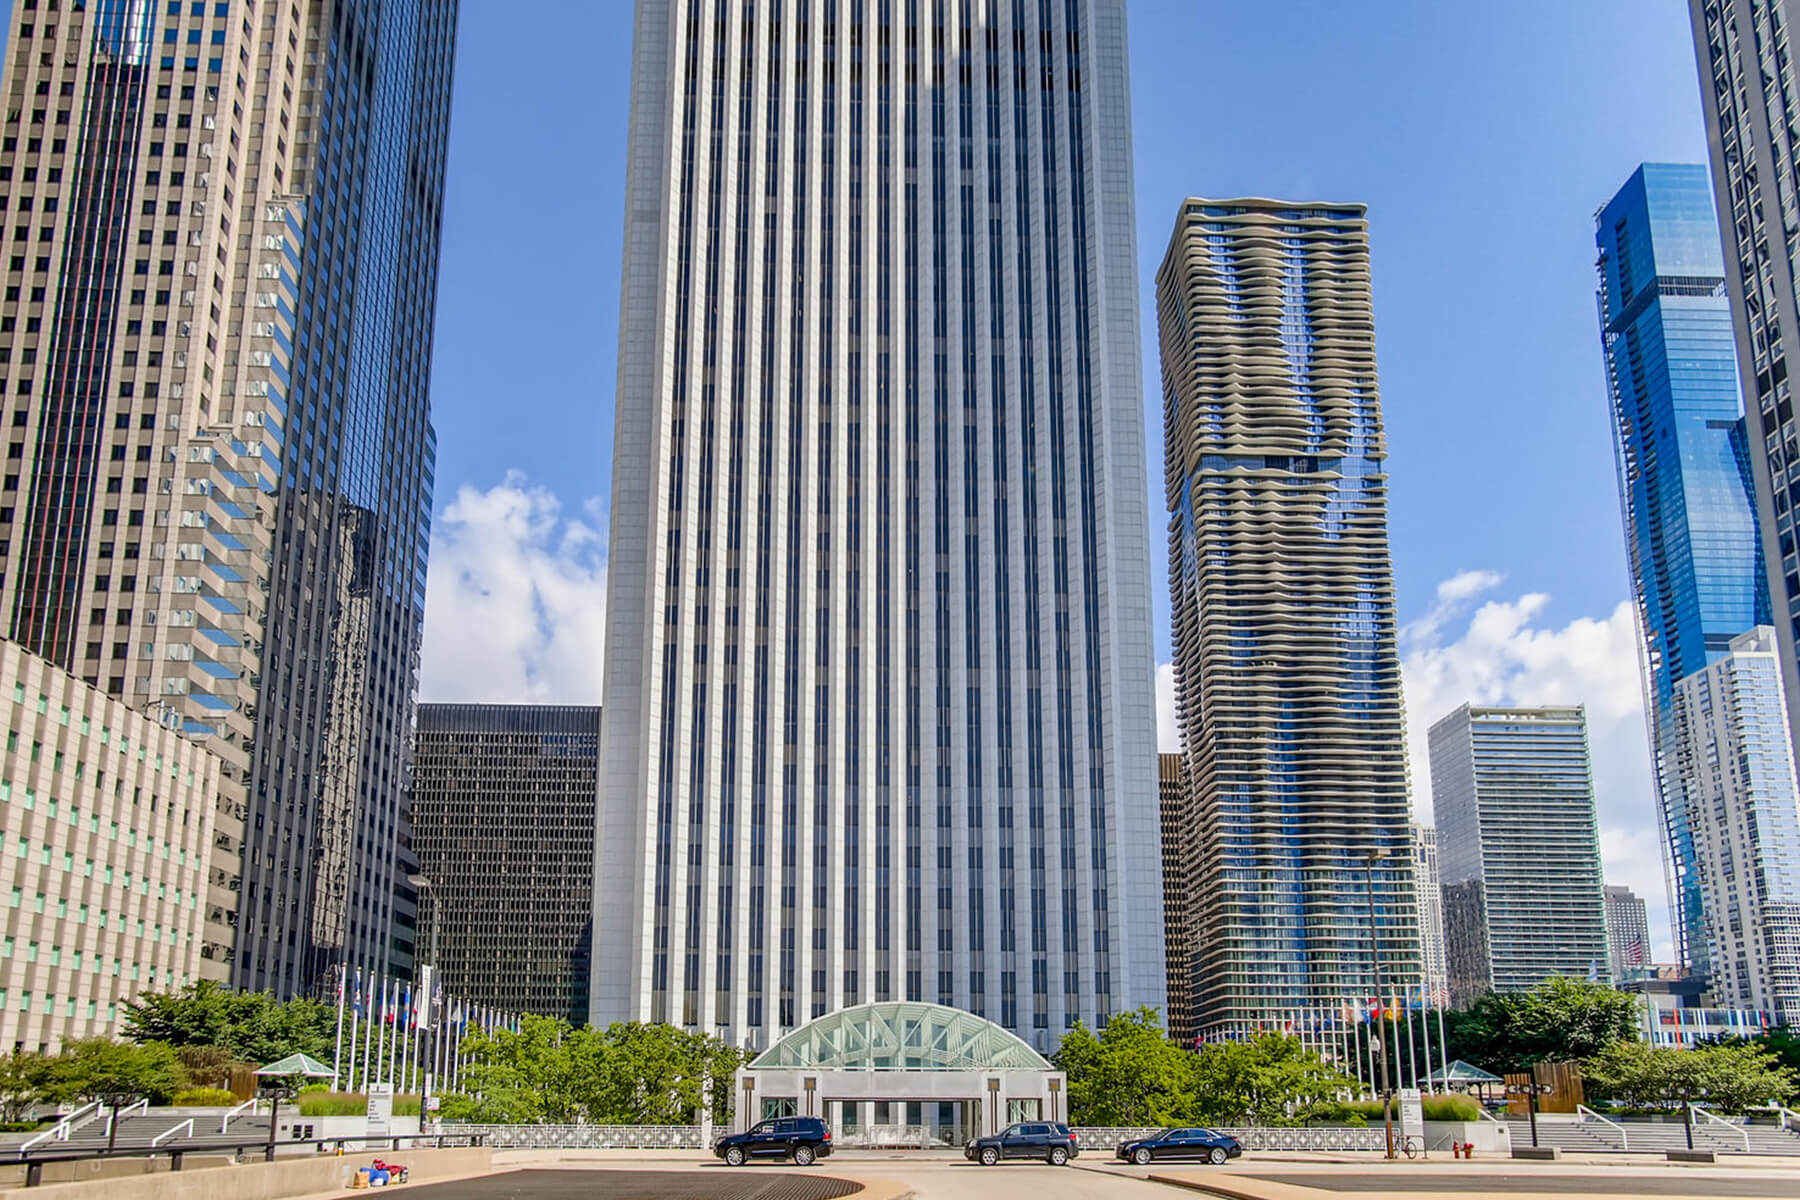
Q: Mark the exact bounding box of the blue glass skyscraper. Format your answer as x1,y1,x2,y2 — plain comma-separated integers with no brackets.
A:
1597,162,1771,980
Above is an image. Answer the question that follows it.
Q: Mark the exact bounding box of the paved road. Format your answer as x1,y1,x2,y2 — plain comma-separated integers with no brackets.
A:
405,1168,862,1199
1239,1170,1800,1196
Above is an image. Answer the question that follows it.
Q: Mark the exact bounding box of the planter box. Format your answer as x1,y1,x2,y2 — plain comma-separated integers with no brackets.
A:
1667,1149,1716,1163
1511,1146,1561,1160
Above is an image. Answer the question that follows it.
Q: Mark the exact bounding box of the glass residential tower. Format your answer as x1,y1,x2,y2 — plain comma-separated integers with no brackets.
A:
1156,198,1420,1038
1596,162,1769,981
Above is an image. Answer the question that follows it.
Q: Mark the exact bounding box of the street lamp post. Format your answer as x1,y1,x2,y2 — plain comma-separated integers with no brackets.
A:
408,873,440,1133
1506,1082,1552,1148
259,1082,298,1162
1363,849,1395,1160
100,1091,136,1153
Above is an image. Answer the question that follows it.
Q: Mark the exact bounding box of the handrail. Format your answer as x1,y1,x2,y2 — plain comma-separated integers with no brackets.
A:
150,1120,193,1147
1474,1105,1507,1126
1576,1104,1628,1150
62,1101,105,1137
220,1098,260,1134
18,1101,103,1154
1764,1103,1800,1133
11,1132,488,1185
1692,1105,1750,1153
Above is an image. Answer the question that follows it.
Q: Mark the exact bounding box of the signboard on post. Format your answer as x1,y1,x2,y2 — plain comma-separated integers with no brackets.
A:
1399,1087,1425,1140
367,1082,394,1135
417,966,434,1030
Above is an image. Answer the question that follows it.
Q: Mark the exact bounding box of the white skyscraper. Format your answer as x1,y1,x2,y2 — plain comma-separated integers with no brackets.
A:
594,0,1162,1048
1671,627,1800,1024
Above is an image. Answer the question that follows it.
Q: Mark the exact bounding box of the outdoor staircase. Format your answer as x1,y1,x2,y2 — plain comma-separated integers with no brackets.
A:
4,1111,276,1158
1505,1116,1800,1155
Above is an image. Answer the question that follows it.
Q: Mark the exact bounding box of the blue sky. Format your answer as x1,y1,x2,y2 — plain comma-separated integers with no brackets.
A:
420,1,1713,953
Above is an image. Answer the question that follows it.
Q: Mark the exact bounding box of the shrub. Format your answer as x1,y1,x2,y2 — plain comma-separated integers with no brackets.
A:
0,1121,48,1132
170,1087,237,1107
296,1092,370,1117
298,1083,330,1096
1422,1094,1481,1122
394,1095,422,1117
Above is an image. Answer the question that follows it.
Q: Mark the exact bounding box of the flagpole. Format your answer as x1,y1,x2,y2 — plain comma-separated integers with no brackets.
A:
1436,989,1449,1082
345,969,361,1094
1406,991,1420,1091
331,960,347,1090
1420,986,1436,1093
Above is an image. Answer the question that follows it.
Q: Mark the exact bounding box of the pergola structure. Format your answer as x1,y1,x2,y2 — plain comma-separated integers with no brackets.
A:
734,1002,1066,1147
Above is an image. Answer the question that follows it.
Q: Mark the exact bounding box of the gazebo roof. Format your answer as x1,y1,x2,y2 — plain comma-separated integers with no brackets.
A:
254,1052,336,1078
751,1002,1052,1071
1426,1058,1504,1084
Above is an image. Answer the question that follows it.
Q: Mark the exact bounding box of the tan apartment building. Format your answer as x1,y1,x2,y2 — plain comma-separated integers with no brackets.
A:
0,638,221,1051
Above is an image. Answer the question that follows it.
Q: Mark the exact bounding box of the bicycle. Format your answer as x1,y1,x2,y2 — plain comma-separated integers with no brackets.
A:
1399,1134,1426,1160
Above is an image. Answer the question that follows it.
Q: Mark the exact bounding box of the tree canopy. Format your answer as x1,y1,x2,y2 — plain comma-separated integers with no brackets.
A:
120,980,336,1065
1584,1039,1797,1111
440,1015,747,1125
40,1039,182,1105
1053,1009,1352,1127
1434,978,1641,1074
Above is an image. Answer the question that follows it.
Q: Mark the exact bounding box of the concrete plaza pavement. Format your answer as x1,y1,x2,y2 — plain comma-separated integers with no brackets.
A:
380,1150,1800,1200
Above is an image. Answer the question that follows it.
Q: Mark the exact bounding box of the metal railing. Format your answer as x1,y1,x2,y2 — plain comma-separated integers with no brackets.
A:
220,1098,260,1134
17,1102,103,1153
103,1098,149,1139
1693,1106,1750,1153
1576,1104,1629,1150
8,1132,486,1189
1765,1104,1800,1134
150,1120,193,1147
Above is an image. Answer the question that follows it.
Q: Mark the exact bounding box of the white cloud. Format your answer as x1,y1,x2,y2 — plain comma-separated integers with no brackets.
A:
418,472,608,704
1155,661,1180,753
1399,572,1671,958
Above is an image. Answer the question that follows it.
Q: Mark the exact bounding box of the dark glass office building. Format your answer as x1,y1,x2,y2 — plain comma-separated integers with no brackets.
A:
410,704,599,1024
1596,162,1769,982
0,2,455,996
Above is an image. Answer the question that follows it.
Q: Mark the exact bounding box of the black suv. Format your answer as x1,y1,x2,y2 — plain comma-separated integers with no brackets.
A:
964,1121,1080,1166
713,1116,833,1166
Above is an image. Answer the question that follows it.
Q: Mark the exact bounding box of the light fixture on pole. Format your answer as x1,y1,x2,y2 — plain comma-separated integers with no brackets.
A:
407,873,440,1133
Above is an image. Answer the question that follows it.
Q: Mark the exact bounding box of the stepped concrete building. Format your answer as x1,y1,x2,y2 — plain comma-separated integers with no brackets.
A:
1596,162,1768,981
1605,885,1651,981
1690,1,1800,783
595,0,1162,1047
0,638,221,1052
1156,198,1420,1038
1671,627,1800,1024
1430,705,1611,1006
410,704,600,1024
0,2,456,995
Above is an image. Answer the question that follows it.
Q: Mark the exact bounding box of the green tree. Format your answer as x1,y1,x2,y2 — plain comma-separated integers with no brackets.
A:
1192,1033,1355,1126
0,1050,52,1122
45,1039,182,1105
120,981,335,1064
1584,1039,1797,1112
1054,1007,1193,1126
1441,978,1640,1074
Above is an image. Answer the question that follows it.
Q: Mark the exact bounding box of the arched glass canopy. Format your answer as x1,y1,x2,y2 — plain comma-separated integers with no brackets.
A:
750,1002,1053,1071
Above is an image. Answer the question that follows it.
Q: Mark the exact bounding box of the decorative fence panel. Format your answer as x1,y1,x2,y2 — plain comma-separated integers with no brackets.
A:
445,1124,706,1149
446,1123,1389,1152
1074,1126,1388,1153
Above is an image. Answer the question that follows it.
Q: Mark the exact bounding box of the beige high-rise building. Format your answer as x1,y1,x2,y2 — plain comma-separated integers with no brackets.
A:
0,3,455,995
0,638,221,1052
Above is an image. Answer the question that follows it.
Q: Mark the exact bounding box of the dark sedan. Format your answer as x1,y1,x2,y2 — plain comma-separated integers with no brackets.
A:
1115,1127,1242,1165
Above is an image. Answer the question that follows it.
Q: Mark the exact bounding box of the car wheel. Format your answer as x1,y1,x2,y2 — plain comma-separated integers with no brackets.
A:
1208,1147,1228,1165
794,1145,816,1167
725,1147,746,1167
1133,1147,1152,1165
980,1146,999,1166
1048,1146,1068,1166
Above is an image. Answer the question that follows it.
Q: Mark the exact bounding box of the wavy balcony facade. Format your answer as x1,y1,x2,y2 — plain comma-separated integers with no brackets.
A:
1157,199,1420,1040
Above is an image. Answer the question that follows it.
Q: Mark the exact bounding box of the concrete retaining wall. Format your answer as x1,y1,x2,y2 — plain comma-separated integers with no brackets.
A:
0,1145,491,1200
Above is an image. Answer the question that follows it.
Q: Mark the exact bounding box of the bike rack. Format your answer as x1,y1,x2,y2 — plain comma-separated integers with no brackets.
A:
150,1120,193,1147
1692,1106,1750,1153
1576,1104,1629,1150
